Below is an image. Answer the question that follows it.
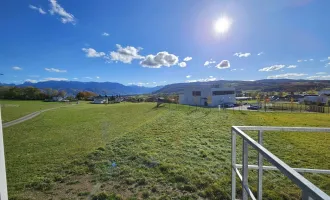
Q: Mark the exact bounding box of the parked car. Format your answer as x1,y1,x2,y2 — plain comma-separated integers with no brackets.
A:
220,103,235,108
247,105,260,110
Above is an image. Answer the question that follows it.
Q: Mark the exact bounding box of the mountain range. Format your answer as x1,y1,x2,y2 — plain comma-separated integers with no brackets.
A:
1,79,330,95
0,81,163,95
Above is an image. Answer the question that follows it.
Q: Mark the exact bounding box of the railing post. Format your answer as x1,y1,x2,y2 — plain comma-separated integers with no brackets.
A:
231,128,237,200
242,139,248,200
0,107,8,200
258,130,263,200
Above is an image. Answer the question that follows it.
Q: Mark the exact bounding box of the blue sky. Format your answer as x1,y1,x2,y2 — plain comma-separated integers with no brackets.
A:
1,0,330,86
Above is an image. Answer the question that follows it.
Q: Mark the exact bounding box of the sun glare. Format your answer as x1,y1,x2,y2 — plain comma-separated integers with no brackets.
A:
214,17,231,34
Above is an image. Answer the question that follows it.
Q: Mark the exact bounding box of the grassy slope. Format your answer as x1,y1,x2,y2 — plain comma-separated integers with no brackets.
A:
3,103,330,199
0,100,65,122
4,103,165,197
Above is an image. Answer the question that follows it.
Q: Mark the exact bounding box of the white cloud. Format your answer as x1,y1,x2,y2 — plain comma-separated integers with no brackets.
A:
29,5,46,14
259,65,285,72
185,76,217,83
204,59,216,66
153,82,156,84
316,72,327,75
109,44,143,64
128,82,149,86
298,59,313,62
84,77,92,79
183,57,192,62
215,60,230,69
306,75,330,80
287,65,297,69
73,78,78,80
12,66,22,70
233,52,251,58
267,73,307,79
240,68,244,71
257,52,264,56
178,62,187,68
82,48,105,58
41,77,68,81
25,79,38,83
45,68,67,73
96,76,100,79
102,32,109,36
49,0,76,24
186,75,191,78
140,51,178,68
231,69,237,71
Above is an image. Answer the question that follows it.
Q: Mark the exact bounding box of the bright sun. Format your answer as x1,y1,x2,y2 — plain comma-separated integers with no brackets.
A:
214,17,231,34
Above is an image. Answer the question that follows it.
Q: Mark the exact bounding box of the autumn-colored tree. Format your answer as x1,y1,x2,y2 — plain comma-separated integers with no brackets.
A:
75,91,97,100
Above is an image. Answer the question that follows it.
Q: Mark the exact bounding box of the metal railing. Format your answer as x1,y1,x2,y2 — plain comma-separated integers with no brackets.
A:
0,108,8,200
231,126,330,200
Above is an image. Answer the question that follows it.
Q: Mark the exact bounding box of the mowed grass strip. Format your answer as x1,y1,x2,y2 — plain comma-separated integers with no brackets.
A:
4,103,330,199
3,103,165,197
0,100,65,122
82,108,329,199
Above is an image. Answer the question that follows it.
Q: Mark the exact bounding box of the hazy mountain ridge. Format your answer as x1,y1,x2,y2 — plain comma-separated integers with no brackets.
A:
1,79,330,96
1,81,163,95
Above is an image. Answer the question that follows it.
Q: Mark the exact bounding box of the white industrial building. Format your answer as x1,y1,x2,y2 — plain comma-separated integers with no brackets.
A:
298,90,330,105
179,84,236,107
93,96,108,104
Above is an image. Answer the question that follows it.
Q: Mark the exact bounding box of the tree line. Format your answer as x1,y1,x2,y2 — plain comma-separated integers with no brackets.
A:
0,86,117,101
0,86,69,100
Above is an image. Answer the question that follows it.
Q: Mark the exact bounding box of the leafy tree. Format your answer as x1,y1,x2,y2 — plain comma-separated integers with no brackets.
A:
52,89,59,97
58,90,66,98
75,91,97,100
44,88,53,98
0,86,47,100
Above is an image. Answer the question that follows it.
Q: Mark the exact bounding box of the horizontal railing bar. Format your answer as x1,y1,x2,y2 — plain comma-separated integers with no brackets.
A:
235,126,330,132
236,164,330,174
232,126,330,200
235,168,257,200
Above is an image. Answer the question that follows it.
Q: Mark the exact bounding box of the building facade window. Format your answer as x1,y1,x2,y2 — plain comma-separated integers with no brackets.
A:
192,91,201,96
212,91,235,95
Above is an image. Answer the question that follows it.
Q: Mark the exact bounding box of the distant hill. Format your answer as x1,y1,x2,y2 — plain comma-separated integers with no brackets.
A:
154,79,330,94
1,81,163,95
2,79,330,96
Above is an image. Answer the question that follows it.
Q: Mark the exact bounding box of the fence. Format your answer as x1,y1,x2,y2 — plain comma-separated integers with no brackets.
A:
161,102,330,114
231,126,330,200
265,103,330,113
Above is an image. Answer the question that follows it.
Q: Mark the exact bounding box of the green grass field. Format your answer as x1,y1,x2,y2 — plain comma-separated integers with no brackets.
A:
0,100,65,123
2,102,330,199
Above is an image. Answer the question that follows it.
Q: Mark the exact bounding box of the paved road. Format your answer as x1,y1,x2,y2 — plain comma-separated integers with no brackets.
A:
3,105,73,128
226,105,255,111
